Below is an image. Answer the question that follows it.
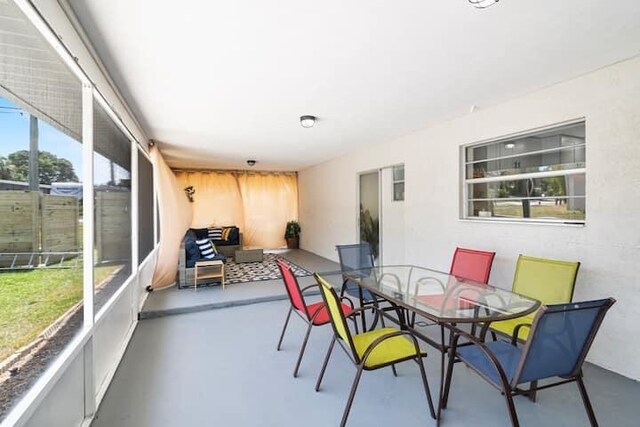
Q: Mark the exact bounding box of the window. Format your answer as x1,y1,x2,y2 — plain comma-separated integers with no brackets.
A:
0,0,84,418
138,151,155,263
93,100,132,312
463,121,585,223
392,165,404,201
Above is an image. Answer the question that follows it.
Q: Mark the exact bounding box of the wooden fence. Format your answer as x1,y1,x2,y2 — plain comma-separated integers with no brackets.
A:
95,191,130,264
0,191,78,267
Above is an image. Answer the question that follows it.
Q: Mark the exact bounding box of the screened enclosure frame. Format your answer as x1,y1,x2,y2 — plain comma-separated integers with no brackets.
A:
2,0,158,425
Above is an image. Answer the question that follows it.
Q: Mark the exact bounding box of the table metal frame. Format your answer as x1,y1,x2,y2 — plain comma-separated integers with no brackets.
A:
344,265,541,425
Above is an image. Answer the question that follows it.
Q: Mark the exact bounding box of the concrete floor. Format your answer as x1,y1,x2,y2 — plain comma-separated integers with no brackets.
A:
94,249,640,426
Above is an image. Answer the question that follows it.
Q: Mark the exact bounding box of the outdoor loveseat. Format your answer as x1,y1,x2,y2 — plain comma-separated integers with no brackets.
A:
177,227,243,289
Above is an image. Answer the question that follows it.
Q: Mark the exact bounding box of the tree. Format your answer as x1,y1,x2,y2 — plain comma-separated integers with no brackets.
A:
6,150,79,184
0,156,15,180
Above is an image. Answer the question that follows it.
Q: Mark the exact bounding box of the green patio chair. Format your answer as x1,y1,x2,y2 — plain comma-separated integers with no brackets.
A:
314,273,436,426
488,255,580,342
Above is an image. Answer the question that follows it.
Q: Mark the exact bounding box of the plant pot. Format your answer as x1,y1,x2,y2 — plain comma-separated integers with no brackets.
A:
286,237,299,249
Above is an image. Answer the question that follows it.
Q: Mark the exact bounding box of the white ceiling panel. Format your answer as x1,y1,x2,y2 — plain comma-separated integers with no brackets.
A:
67,0,640,170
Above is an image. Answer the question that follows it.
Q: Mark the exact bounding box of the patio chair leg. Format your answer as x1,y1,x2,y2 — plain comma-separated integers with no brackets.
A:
436,324,446,421
391,364,398,377
442,328,458,409
293,322,313,378
341,365,364,427
351,316,359,335
417,356,437,420
576,374,599,427
316,337,336,392
358,291,367,332
528,380,538,402
504,391,520,427
276,306,293,351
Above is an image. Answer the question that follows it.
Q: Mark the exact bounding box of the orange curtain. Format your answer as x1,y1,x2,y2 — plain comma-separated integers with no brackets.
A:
174,171,245,230
238,173,298,248
150,147,193,288
173,170,298,248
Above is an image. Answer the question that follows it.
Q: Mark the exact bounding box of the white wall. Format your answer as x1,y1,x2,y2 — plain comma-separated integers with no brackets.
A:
381,167,405,265
299,55,640,380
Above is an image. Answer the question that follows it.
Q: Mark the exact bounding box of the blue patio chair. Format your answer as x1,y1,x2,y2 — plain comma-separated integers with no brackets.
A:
336,243,388,331
443,298,616,427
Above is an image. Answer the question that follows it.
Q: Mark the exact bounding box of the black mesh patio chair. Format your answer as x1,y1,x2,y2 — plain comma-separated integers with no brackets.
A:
443,298,616,427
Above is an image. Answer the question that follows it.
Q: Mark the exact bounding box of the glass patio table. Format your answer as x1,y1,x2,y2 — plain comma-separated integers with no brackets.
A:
343,265,540,423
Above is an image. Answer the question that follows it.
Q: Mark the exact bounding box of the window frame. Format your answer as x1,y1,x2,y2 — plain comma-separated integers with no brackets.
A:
461,119,586,225
1,1,158,425
392,164,405,202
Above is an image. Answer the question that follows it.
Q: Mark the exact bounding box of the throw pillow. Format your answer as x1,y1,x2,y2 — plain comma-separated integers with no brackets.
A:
208,227,223,240
227,227,240,244
196,238,217,259
222,227,232,241
191,228,209,240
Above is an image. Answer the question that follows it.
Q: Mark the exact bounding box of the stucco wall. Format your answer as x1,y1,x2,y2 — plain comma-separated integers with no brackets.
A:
298,55,640,380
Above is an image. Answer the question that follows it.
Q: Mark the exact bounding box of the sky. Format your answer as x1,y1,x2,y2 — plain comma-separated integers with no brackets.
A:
0,97,127,185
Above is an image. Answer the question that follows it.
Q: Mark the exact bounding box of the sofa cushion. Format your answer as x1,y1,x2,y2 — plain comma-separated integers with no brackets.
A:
184,230,201,268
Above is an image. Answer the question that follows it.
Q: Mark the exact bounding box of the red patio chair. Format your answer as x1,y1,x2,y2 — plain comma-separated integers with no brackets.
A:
276,259,355,377
412,247,496,326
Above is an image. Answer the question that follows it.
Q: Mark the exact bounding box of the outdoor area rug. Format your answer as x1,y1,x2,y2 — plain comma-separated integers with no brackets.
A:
224,253,312,285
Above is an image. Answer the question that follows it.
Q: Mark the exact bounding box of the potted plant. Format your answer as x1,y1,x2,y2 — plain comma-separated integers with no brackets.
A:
284,220,301,249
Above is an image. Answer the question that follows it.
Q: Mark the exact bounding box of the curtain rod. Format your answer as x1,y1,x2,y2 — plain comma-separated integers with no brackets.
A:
173,168,297,176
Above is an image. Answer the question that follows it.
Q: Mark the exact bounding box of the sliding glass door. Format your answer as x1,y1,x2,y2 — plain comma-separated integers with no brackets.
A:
358,164,405,266
359,171,380,263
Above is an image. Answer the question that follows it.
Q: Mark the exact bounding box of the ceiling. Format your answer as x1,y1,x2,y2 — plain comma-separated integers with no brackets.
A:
68,0,640,171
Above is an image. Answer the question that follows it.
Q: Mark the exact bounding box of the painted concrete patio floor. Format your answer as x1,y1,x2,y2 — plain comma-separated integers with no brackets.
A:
93,298,640,427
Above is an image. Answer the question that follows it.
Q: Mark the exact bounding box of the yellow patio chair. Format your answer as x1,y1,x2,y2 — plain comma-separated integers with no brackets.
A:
314,273,436,427
488,255,580,342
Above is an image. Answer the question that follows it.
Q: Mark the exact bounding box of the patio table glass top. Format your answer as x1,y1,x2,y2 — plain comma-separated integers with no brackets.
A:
343,265,540,324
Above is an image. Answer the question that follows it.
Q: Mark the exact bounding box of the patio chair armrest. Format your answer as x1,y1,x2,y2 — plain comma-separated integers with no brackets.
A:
345,307,373,319
361,330,423,364
377,272,403,292
338,296,355,311
344,306,385,331
478,320,495,342
347,305,394,321
413,276,446,296
451,329,514,391
300,283,320,293
511,323,532,345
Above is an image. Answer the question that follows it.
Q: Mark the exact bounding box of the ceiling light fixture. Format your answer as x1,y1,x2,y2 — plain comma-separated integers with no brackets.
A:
246,159,257,167
469,0,499,9
300,115,316,128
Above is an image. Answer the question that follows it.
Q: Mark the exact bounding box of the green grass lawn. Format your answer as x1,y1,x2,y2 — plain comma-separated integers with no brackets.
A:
492,203,585,220
0,265,117,362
